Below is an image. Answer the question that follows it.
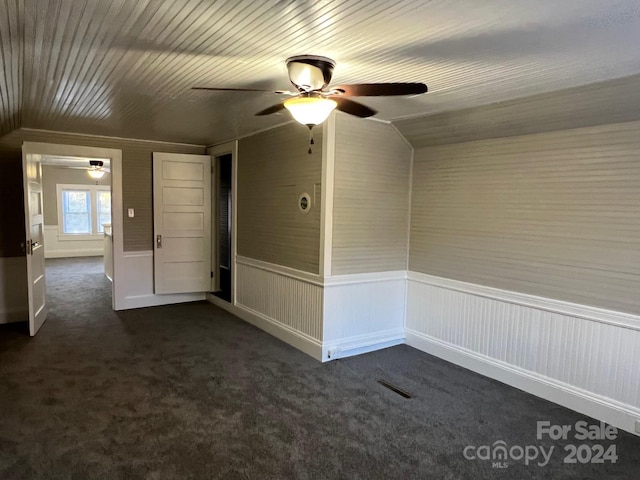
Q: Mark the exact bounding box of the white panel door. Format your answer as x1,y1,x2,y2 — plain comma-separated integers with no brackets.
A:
153,152,211,294
22,151,48,336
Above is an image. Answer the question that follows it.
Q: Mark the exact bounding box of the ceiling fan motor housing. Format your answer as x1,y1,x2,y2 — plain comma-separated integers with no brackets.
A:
286,55,335,92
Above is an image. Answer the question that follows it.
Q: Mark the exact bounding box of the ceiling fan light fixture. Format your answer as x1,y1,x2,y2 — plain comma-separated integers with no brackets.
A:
88,160,105,179
283,96,337,127
88,168,105,179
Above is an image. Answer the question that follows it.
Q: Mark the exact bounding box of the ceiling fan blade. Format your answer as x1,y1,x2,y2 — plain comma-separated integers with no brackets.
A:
255,102,286,116
332,97,377,118
331,82,428,97
192,87,293,94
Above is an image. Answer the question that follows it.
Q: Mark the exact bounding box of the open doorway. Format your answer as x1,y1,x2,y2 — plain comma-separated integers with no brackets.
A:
18,142,123,336
214,154,233,303
41,155,113,311
207,141,237,308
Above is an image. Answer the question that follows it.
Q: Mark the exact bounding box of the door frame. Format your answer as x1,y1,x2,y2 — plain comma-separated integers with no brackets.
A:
22,142,123,311
206,141,238,305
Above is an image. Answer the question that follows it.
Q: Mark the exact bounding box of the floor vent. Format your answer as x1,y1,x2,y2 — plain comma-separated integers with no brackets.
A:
377,380,412,399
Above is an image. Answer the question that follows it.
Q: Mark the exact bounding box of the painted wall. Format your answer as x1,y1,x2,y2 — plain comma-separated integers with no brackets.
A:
231,117,411,362
0,128,205,252
237,122,322,274
332,114,412,275
42,165,111,225
40,166,111,258
399,78,640,434
408,121,640,316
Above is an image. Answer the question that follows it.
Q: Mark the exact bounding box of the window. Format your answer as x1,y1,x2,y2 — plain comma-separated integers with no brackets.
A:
57,185,111,236
62,190,91,233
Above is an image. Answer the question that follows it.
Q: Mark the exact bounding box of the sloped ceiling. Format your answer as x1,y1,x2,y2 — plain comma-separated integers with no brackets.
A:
1,0,640,145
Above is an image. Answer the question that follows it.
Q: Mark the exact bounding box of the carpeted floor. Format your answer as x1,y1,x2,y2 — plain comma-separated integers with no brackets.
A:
0,257,638,479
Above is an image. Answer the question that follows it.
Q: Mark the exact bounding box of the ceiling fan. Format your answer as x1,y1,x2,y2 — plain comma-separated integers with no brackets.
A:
193,55,428,151
61,159,109,179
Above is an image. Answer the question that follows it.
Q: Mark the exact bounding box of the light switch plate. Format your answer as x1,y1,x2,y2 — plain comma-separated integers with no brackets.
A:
128,208,134,218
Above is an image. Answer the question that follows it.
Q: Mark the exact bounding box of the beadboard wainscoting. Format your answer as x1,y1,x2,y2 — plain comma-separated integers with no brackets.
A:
234,256,324,360
322,271,406,361
44,225,104,258
405,271,640,435
114,251,205,310
0,256,28,324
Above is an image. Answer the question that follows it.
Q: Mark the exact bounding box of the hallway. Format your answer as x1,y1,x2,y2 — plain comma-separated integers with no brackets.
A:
45,257,113,328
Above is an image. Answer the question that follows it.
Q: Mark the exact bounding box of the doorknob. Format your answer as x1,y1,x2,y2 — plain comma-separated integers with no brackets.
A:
156,235,162,249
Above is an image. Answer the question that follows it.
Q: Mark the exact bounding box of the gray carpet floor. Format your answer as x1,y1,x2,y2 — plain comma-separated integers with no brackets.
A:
0,257,638,479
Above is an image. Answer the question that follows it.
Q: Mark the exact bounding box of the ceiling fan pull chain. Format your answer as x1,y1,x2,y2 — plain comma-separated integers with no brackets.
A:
308,125,314,154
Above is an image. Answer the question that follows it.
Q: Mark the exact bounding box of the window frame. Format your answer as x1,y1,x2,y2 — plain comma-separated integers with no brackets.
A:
56,184,111,240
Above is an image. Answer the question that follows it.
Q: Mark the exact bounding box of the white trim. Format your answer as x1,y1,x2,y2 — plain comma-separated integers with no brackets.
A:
117,250,206,309
404,147,414,330
405,329,640,436
22,128,206,148
408,271,640,331
111,148,124,311
119,250,151,258
389,121,415,150
45,249,103,258
44,225,103,258
206,293,234,313
319,114,336,277
207,293,323,360
236,255,323,286
123,250,154,256
22,142,123,311
323,329,405,361
119,293,206,310
362,116,392,124
56,234,103,242
323,270,406,287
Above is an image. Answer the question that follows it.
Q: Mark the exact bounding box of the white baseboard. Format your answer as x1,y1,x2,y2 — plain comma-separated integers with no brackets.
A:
114,250,205,310
322,271,406,362
45,249,103,259
406,329,640,436
206,293,235,313
206,294,323,361
119,292,206,310
322,328,405,361
43,225,105,259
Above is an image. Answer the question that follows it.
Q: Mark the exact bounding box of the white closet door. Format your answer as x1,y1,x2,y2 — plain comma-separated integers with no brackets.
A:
153,152,211,294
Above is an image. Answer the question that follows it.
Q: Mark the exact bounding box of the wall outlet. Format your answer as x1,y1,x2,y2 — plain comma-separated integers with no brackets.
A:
128,208,135,218
635,420,640,435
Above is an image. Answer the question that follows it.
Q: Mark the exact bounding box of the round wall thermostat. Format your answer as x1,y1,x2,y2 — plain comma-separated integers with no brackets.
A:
298,193,311,214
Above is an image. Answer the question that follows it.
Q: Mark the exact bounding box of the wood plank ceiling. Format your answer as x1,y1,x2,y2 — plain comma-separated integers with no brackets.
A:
1,0,640,145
